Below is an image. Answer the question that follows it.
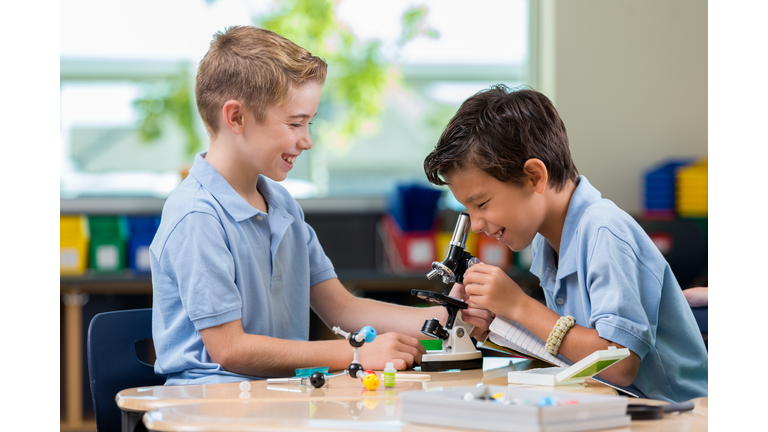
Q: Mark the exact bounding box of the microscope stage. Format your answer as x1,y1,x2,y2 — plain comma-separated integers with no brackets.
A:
420,351,483,371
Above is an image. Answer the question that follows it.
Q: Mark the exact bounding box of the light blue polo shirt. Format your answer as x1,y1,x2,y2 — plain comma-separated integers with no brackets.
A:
150,152,337,385
529,176,707,402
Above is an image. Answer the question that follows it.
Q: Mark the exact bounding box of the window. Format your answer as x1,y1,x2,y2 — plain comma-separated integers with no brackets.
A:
60,0,532,199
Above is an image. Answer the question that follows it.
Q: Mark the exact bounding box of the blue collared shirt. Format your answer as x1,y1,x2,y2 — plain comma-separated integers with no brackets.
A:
529,176,707,402
150,152,337,385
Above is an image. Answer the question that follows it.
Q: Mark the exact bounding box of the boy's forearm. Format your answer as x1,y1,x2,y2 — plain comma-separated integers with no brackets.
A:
215,334,356,378
508,297,640,386
326,294,448,340
310,278,448,340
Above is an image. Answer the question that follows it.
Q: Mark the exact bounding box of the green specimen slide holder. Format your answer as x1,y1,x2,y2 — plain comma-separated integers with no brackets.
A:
507,346,630,386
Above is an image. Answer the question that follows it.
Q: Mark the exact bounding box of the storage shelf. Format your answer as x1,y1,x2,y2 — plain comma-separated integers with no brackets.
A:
60,196,387,215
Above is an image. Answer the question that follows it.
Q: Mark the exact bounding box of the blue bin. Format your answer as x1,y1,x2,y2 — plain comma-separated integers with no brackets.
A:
642,160,693,212
387,184,443,232
127,216,160,273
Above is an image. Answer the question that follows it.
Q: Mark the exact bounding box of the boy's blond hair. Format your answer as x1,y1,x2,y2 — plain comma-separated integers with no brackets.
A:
195,26,328,137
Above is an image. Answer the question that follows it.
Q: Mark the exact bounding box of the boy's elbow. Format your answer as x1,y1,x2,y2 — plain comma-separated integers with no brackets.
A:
199,322,243,371
605,368,638,387
208,345,236,370
600,353,640,387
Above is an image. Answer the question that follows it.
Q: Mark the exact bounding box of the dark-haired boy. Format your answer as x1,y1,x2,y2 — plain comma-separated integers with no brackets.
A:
150,26,492,385
424,85,707,402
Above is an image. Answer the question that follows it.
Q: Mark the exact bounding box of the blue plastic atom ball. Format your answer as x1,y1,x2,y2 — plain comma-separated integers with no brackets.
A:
537,397,558,407
359,326,377,343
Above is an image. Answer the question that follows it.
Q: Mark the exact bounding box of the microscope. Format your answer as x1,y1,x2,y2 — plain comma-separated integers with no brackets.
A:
411,212,483,371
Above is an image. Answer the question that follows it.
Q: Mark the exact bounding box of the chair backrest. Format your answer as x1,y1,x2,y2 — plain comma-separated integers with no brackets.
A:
87,308,166,432
690,306,707,334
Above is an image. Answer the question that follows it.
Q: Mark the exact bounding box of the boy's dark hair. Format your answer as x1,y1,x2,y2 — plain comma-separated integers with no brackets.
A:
196,26,327,138
424,85,578,191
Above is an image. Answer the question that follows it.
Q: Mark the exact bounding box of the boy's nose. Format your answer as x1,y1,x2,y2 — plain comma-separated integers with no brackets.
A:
468,215,484,234
299,130,313,150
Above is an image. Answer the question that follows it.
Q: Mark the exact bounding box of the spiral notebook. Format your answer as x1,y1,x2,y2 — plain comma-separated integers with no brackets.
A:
479,317,640,398
480,317,571,367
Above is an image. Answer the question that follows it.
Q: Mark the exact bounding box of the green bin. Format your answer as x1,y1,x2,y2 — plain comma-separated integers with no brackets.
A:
88,216,128,273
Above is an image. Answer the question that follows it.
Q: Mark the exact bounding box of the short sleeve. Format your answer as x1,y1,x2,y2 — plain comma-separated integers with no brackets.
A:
585,227,659,360
157,211,243,330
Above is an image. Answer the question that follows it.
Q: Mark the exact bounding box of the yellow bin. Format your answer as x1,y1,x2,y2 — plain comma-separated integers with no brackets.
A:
676,158,708,217
60,215,89,275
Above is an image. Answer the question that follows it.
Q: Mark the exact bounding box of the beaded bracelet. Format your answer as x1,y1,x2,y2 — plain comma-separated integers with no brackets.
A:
545,315,575,356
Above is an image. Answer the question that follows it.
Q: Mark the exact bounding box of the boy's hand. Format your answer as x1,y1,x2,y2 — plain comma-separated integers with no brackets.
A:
462,263,526,321
448,282,495,341
683,287,708,308
358,332,426,370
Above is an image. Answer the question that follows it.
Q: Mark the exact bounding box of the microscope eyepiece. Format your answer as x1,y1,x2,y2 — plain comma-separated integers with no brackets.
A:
450,213,472,247
425,212,477,285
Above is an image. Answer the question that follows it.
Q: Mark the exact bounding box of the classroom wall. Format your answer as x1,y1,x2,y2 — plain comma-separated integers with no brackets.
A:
540,0,707,214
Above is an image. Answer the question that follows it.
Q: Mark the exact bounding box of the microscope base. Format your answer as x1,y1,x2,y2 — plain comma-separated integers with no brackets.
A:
420,351,483,371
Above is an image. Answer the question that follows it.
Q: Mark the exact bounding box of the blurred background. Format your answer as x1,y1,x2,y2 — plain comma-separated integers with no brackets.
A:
60,0,531,200
60,0,706,210
59,1,707,430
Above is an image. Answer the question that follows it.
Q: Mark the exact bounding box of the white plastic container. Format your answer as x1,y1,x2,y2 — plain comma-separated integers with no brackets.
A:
507,347,630,386
401,385,629,432
383,362,396,387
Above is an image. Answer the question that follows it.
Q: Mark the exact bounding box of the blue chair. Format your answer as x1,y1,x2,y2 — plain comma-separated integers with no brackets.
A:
691,306,708,350
87,308,165,432
691,306,707,334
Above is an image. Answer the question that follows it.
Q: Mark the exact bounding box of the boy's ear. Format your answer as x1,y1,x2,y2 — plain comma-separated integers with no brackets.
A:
524,159,548,194
221,100,245,135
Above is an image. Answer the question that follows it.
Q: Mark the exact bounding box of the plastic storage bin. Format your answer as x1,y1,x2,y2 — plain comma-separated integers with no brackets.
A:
387,184,442,232
676,158,708,217
61,215,89,275
127,216,161,273
642,159,692,219
88,215,128,273
401,385,629,432
381,215,435,271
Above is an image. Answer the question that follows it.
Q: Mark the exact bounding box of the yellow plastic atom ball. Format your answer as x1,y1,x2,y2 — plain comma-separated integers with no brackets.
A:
362,373,380,390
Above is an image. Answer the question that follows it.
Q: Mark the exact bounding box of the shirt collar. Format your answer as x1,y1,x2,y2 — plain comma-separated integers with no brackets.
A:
556,176,602,278
530,176,602,281
188,152,282,222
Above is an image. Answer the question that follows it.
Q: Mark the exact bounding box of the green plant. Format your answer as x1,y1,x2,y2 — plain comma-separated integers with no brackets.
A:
132,67,202,157
133,0,437,157
257,0,438,153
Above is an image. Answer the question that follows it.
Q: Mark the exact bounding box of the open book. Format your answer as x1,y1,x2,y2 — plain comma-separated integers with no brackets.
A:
478,317,572,367
479,317,641,398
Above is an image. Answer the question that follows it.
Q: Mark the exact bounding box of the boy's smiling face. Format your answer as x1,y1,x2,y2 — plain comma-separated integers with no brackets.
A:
240,81,322,181
444,166,546,252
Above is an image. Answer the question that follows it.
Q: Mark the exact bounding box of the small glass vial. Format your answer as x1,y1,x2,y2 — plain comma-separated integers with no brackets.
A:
383,362,396,387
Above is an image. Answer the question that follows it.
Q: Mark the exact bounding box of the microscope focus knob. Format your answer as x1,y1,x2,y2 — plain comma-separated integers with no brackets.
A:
421,318,450,340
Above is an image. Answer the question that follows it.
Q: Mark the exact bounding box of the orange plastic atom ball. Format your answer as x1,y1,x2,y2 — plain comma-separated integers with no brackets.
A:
362,373,380,390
